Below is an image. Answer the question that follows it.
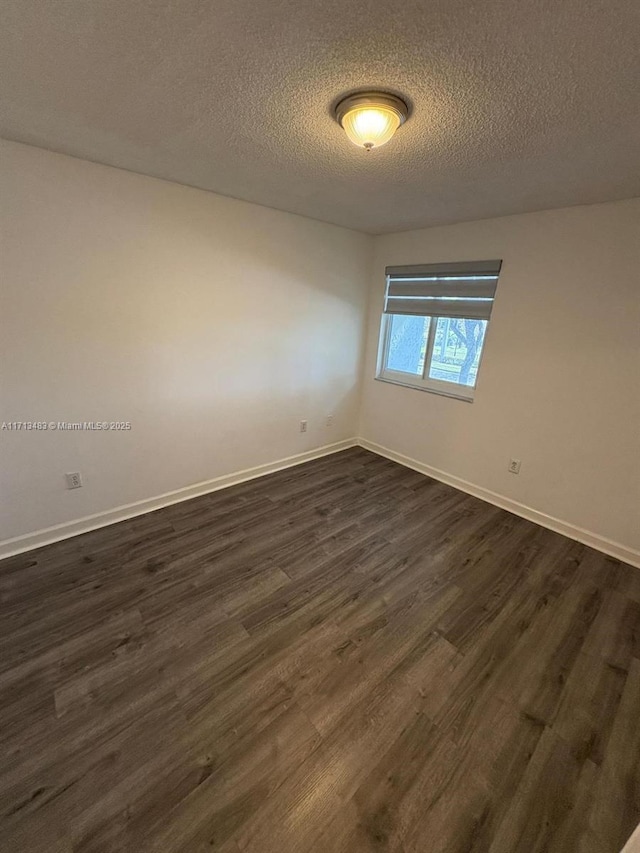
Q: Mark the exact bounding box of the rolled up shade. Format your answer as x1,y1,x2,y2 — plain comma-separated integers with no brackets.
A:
384,260,502,320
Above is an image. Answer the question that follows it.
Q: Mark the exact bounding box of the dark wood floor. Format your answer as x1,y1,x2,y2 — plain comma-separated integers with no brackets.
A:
1,448,639,853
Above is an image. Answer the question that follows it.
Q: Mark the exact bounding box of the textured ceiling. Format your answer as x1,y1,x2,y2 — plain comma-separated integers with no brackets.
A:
2,0,639,233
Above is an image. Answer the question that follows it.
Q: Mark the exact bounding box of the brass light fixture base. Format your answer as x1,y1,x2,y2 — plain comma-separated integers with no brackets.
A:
334,91,409,128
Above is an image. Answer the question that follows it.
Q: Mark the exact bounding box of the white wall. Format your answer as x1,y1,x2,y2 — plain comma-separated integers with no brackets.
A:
0,141,372,546
359,199,640,560
2,142,638,563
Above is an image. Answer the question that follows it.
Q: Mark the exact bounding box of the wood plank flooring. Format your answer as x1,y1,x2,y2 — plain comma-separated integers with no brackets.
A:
1,447,639,852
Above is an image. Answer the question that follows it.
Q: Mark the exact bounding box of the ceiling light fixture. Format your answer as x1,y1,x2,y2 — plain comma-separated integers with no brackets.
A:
335,91,409,151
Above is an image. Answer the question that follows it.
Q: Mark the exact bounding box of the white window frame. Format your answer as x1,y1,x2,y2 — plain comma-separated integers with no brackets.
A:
376,259,502,402
376,312,490,402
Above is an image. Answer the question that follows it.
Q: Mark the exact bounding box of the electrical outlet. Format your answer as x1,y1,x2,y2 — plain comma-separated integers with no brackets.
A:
326,415,334,427
508,458,521,475
65,471,83,489
299,420,308,433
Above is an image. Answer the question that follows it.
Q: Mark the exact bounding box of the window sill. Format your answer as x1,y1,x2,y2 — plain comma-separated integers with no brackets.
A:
374,374,475,403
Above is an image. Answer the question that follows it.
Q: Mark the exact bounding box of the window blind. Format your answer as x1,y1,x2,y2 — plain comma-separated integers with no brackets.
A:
384,259,502,320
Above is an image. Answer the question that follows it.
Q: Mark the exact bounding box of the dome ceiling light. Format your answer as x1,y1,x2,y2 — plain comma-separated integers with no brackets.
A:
334,91,409,151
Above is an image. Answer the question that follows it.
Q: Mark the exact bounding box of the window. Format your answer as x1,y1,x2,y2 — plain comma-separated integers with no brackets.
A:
377,260,502,401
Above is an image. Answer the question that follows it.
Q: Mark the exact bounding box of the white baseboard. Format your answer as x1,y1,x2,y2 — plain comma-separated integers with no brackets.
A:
0,438,357,560
3,436,638,570
357,438,640,569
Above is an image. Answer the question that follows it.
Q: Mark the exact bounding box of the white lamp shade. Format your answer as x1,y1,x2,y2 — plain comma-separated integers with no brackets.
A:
341,106,402,150
335,92,408,151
